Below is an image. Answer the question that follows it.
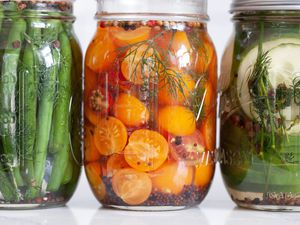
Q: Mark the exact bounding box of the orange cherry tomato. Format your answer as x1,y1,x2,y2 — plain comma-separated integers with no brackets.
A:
168,130,206,166
158,69,195,105
194,152,215,187
193,33,216,75
85,66,98,94
154,30,172,49
106,154,129,177
170,31,192,68
84,88,113,126
158,106,196,136
150,162,193,195
114,93,150,127
201,113,216,151
94,117,128,156
207,52,218,91
85,28,117,72
112,168,152,205
124,129,169,172
110,26,151,47
86,162,106,200
121,44,162,85
84,125,101,162
200,82,217,151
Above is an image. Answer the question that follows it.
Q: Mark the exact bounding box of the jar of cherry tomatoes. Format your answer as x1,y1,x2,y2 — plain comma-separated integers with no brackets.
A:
84,0,217,210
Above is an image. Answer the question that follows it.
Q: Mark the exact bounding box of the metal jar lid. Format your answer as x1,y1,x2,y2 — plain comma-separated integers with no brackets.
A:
231,0,300,12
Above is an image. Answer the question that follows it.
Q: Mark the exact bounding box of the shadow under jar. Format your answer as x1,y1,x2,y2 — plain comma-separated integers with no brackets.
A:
0,0,82,209
84,0,217,211
220,0,300,211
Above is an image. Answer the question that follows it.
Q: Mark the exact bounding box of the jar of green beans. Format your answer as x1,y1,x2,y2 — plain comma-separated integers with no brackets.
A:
0,0,82,208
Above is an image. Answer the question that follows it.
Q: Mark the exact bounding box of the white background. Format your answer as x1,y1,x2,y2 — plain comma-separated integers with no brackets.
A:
1,1,299,225
71,0,232,212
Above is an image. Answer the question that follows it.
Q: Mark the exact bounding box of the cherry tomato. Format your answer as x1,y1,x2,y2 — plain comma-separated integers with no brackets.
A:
169,130,206,166
85,87,113,125
112,168,152,205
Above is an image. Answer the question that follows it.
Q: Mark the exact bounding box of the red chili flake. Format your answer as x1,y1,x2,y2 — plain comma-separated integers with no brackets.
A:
100,21,106,28
147,20,157,27
12,41,21,49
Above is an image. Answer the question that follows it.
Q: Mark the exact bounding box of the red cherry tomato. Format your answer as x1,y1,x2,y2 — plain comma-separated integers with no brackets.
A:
168,130,207,166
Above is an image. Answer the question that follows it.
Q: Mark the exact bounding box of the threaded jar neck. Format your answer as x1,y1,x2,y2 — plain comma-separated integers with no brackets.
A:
96,0,209,22
0,0,75,20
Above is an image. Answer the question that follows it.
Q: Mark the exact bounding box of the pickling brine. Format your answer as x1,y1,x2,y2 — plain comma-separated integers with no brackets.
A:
220,0,300,211
0,0,82,208
84,0,217,210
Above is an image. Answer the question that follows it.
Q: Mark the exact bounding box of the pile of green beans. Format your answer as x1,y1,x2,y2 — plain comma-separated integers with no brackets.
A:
0,1,82,204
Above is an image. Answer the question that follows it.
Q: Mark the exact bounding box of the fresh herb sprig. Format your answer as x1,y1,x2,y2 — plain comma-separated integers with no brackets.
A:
117,28,209,120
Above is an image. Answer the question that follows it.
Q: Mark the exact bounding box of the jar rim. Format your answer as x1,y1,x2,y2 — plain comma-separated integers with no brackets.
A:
231,0,300,12
96,0,208,19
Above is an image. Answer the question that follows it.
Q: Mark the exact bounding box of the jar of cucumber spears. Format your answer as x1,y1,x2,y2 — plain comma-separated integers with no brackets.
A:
84,0,217,210
0,0,82,208
220,0,300,211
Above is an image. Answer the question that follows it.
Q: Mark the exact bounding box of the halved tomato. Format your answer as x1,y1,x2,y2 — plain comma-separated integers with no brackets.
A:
201,113,216,151
150,161,193,194
114,93,150,127
158,69,195,105
158,106,196,136
193,33,215,75
168,130,206,166
85,29,117,72
170,31,192,68
110,26,151,47
121,44,162,85
84,87,113,125
94,117,128,156
84,125,101,162
124,129,169,172
194,151,215,187
112,168,152,205
106,154,129,177
86,162,106,200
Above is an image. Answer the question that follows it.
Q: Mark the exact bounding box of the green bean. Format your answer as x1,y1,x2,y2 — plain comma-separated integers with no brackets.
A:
49,29,72,154
19,19,42,196
0,18,26,188
0,165,19,202
33,21,61,196
47,147,69,191
47,29,73,191
62,159,73,185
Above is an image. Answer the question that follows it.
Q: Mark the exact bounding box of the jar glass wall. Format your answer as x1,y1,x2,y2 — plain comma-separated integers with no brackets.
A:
84,0,217,211
0,0,82,208
220,5,300,211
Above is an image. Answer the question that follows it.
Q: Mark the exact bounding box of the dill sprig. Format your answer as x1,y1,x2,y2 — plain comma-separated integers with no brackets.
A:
117,32,188,100
117,29,209,119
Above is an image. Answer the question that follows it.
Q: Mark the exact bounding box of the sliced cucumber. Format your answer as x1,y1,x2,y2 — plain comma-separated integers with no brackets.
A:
237,38,300,133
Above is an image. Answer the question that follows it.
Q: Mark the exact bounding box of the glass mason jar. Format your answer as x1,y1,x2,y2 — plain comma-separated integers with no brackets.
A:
220,0,300,211
84,0,217,210
0,0,82,208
